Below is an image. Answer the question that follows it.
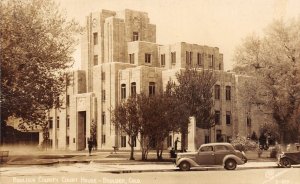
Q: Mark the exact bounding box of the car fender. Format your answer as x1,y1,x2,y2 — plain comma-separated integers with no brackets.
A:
279,155,296,164
176,158,199,167
223,154,244,165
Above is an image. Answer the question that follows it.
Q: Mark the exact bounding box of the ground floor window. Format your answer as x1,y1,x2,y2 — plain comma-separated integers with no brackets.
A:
66,136,69,146
101,135,106,144
205,135,210,143
167,135,172,147
121,136,126,147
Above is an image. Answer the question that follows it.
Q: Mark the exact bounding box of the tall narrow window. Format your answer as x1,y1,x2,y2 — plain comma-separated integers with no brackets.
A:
215,111,221,125
171,52,176,64
131,82,136,96
101,72,105,80
121,136,126,147
66,136,70,146
56,116,60,129
102,135,106,144
197,53,203,66
186,51,192,65
247,116,252,127
215,85,220,100
132,32,139,41
145,53,151,64
161,54,165,66
66,95,70,106
94,55,98,65
226,111,231,125
121,84,126,99
149,82,155,96
48,117,53,129
219,63,222,70
102,112,106,125
102,90,106,101
209,54,214,68
129,53,135,64
93,32,98,45
66,115,70,128
226,86,231,100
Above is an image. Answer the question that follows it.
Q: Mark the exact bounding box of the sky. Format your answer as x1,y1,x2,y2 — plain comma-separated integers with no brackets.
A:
55,0,300,71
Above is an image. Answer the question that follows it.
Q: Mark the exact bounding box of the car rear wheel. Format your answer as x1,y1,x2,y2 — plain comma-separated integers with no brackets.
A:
280,158,291,168
179,161,191,171
224,159,237,170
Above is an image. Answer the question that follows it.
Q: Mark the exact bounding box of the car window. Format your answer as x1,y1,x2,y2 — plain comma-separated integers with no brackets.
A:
200,146,213,152
214,145,228,152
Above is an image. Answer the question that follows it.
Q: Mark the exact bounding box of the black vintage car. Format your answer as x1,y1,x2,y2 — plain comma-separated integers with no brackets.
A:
277,144,300,168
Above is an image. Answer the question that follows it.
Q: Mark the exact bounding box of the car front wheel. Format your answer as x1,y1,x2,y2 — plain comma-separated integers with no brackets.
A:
179,161,191,171
280,158,291,168
224,159,237,170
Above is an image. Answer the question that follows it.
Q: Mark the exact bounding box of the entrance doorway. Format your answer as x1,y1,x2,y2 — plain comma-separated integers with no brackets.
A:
78,111,86,150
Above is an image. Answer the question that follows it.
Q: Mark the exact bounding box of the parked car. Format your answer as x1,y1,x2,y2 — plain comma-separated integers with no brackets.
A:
277,144,300,168
175,143,247,171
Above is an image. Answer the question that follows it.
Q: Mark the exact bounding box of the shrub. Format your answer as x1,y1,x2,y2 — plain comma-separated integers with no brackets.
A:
231,136,257,151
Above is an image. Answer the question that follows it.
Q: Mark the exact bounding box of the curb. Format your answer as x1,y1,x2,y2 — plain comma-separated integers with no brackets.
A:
102,165,281,174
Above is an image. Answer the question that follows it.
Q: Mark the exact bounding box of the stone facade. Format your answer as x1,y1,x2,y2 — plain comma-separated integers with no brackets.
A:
44,9,267,151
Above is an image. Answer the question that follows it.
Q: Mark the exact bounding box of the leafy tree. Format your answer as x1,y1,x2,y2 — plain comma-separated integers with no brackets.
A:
233,18,300,144
137,93,178,160
0,0,80,143
112,96,140,160
169,68,217,150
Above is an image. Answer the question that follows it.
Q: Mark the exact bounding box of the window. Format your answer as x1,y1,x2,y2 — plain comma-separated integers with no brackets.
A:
132,32,139,41
226,86,231,100
149,82,155,96
102,112,106,125
73,138,75,143
200,146,213,152
48,117,53,129
131,82,136,96
93,32,98,45
186,51,192,65
209,54,214,68
161,54,165,66
66,95,70,106
102,90,106,101
247,116,252,127
205,135,210,143
226,111,231,125
167,135,172,147
66,136,70,146
121,136,126,147
56,116,59,129
129,53,135,64
171,52,176,64
219,63,222,70
215,85,220,100
215,145,228,152
101,72,105,80
197,53,203,66
121,84,126,99
145,53,151,64
66,115,70,128
216,130,223,142
215,111,221,125
94,55,98,65
102,135,106,144
132,136,137,147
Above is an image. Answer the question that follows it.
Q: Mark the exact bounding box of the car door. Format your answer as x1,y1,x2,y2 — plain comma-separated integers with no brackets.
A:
214,145,230,165
196,146,215,165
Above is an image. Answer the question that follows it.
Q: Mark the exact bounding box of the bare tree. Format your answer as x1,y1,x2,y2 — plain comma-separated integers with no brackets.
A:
233,18,300,144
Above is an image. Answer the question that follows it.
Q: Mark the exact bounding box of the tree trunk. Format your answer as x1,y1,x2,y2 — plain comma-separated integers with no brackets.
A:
181,132,186,152
129,136,135,160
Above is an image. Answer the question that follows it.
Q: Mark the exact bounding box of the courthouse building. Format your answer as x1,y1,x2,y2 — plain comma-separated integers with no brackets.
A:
42,9,267,151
